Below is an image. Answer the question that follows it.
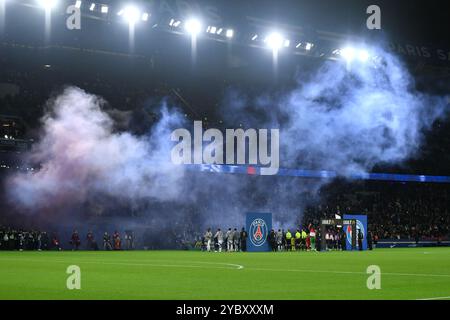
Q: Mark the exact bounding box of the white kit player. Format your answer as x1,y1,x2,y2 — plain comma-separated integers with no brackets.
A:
225,228,233,252
204,228,213,252
214,228,224,252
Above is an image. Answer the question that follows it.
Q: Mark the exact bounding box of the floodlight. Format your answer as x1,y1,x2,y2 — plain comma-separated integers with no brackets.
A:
358,49,370,62
265,32,283,50
122,6,140,24
101,5,108,13
75,0,81,9
38,0,58,10
207,26,217,34
142,12,149,21
169,19,181,27
251,34,258,41
305,42,313,51
89,3,95,11
341,47,356,61
225,29,234,38
184,18,202,35
284,39,290,47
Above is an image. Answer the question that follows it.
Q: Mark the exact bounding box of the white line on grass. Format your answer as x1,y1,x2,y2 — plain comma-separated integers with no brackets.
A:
0,258,244,270
416,296,450,300
245,267,450,278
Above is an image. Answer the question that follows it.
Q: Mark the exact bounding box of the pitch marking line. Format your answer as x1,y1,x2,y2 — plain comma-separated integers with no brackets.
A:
246,267,450,278
416,296,450,300
0,257,244,270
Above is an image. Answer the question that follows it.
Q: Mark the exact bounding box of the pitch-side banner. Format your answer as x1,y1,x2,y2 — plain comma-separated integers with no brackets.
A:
246,212,272,252
343,214,368,251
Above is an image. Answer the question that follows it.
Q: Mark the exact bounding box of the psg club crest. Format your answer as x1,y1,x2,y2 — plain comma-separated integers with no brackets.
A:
346,220,365,246
249,218,268,247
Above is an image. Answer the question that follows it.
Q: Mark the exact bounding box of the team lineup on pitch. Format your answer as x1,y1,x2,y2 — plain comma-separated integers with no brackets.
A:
0,248,449,300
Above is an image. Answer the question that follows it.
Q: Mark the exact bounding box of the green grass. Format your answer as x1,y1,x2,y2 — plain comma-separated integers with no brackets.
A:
0,248,450,300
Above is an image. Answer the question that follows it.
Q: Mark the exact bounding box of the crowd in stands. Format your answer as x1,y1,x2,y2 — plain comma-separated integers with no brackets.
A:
302,182,450,242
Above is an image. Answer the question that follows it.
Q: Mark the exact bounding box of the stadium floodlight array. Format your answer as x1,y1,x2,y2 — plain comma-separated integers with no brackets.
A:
8,1,378,64
119,5,141,24
37,0,58,10
334,47,374,63
305,42,314,51
141,12,149,21
184,18,202,36
169,18,182,28
265,32,284,50
206,25,233,39
206,25,217,34
225,29,234,38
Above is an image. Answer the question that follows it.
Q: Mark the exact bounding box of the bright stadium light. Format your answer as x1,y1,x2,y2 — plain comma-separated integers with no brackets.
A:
184,18,202,35
265,32,284,50
358,49,370,62
305,42,314,51
251,34,258,41
38,0,58,10
284,39,290,47
101,5,108,14
341,47,356,61
89,3,95,11
75,0,81,9
122,6,140,24
169,18,181,27
225,29,234,38
141,12,149,21
206,25,217,34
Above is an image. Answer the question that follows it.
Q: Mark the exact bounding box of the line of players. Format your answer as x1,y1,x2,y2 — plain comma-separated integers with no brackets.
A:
203,228,248,252
202,226,321,252
268,228,317,252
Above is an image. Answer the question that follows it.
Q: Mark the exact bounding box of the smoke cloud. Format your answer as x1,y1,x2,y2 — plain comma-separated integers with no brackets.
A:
5,48,449,242
7,87,186,210
222,48,448,175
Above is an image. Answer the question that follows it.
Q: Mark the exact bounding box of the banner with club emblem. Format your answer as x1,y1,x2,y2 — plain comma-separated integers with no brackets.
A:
343,214,368,251
246,212,272,252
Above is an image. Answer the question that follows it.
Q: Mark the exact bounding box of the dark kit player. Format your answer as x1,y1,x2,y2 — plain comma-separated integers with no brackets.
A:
240,227,247,252
70,230,81,250
358,229,364,251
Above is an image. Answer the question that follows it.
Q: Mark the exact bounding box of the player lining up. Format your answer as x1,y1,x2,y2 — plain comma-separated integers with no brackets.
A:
203,227,248,252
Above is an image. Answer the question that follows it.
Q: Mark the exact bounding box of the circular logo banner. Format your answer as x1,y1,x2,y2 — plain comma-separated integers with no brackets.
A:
249,218,268,247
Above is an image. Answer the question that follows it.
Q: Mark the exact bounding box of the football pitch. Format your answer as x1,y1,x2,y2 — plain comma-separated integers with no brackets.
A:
0,248,449,300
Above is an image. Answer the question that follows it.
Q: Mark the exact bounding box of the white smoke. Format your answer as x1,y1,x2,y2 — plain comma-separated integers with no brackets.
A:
6,48,449,230
8,87,185,210
222,47,449,175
